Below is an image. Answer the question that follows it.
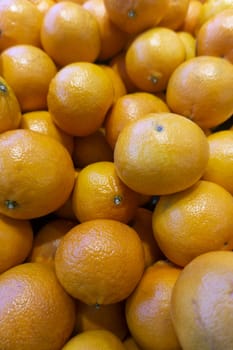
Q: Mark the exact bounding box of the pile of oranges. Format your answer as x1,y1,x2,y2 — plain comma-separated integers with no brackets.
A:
0,0,233,349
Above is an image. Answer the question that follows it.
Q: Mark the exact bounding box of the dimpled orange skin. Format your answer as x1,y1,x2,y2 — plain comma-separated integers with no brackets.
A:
0,129,75,220
0,262,76,350
55,219,145,305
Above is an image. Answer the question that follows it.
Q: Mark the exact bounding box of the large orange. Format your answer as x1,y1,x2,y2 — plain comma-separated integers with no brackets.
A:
0,262,75,350
55,219,145,305
0,129,75,219
47,62,114,136
125,260,182,350
114,112,209,196
152,180,233,267
40,1,101,66
0,44,57,112
166,56,233,129
171,251,233,350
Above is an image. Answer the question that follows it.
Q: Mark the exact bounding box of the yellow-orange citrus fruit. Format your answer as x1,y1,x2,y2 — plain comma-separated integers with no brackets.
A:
55,219,145,305
40,1,101,66
181,0,203,35
0,129,75,219
177,31,196,60
0,214,33,274
171,251,233,350
114,113,209,195
0,262,75,350
100,65,127,103
47,62,114,136
126,260,182,350
152,180,233,267
159,0,190,30
166,56,233,129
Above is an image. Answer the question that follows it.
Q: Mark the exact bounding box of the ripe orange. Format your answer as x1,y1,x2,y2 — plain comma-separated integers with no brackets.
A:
62,329,125,350
103,0,169,34
0,44,57,112
29,219,76,267
20,110,74,155
181,0,203,35
40,1,101,66
125,27,185,93
196,9,233,63
55,219,145,305
0,129,75,219
0,214,33,274
171,251,233,350
0,262,75,350
47,62,114,136
202,130,233,195
177,31,196,60
0,0,42,52
152,180,233,267
125,260,182,350
105,92,169,149
74,300,128,340
72,161,140,223
166,56,233,129
114,112,209,196
100,65,127,103
159,0,190,30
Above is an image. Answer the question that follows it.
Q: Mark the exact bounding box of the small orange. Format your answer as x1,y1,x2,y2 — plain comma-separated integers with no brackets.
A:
55,219,145,305
47,62,114,136
114,112,209,196
125,27,186,93
74,300,128,340
0,129,75,219
0,214,33,274
202,130,233,195
28,218,76,267
72,129,113,168
152,180,233,267
171,251,233,350
20,110,74,155
72,161,140,223
181,0,203,35
0,44,57,112
103,0,169,34
40,1,101,67
27,0,56,15
100,65,127,103
105,92,169,149
196,9,233,63
166,56,233,129
0,0,42,52
0,262,75,350
177,31,196,60
158,0,190,30
125,260,182,350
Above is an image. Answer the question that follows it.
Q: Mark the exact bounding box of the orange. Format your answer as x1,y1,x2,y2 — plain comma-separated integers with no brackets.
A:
0,76,22,133
28,218,76,267
196,9,233,63
0,214,33,274
74,300,128,340
0,0,42,52
0,262,75,350
171,251,233,350
55,219,145,305
27,0,56,15
0,44,57,112
101,65,127,103
105,92,169,149
62,329,125,350
40,1,101,67
202,130,233,195
152,180,233,267
72,161,140,223
125,260,182,350
125,27,186,93
72,129,113,168
123,337,142,350
166,56,233,129
47,62,114,136
83,0,129,61
131,207,163,268
177,31,196,60
20,110,74,154
0,129,75,219
103,0,169,34
114,112,209,196
158,0,190,30
181,0,203,35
